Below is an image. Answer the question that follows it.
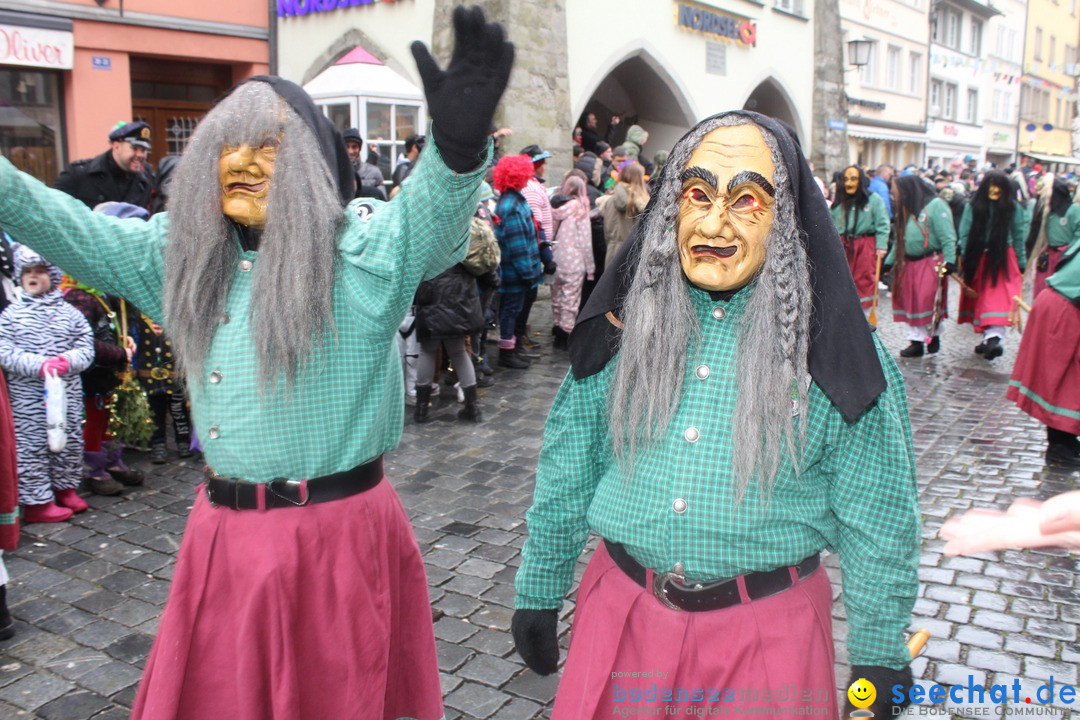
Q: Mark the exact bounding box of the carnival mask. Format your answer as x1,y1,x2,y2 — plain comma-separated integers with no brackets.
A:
843,167,860,197
987,184,1002,201
677,124,775,292
219,140,279,229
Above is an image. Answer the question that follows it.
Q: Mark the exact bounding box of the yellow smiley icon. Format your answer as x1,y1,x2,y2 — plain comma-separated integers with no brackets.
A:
848,678,877,710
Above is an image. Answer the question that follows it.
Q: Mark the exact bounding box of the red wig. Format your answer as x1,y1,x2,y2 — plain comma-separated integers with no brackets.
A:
493,154,534,194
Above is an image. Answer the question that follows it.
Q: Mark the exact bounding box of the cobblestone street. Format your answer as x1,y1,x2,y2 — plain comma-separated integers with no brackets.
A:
0,286,1078,720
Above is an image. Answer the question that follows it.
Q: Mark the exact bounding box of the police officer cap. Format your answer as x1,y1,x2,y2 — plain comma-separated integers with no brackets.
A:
108,121,152,150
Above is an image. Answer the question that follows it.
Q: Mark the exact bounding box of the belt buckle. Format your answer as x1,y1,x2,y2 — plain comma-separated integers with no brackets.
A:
149,366,170,381
651,570,687,611
266,478,310,507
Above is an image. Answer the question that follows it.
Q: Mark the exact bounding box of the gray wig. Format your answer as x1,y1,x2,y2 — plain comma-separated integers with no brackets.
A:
164,82,344,386
609,114,814,500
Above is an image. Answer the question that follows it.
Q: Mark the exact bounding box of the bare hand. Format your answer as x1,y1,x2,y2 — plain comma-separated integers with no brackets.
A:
611,115,621,126
877,249,888,258
940,492,1080,554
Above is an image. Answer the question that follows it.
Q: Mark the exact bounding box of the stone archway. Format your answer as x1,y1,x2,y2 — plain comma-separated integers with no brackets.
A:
743,77,802,144
577,49,698,157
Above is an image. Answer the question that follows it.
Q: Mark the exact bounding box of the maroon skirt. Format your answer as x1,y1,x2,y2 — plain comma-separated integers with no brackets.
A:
1007,289,1080,435
551,542,836,720
843,234,879,309
958,249,1022,332
1034,245,1068,299
131,478,442,720
893,254,946,327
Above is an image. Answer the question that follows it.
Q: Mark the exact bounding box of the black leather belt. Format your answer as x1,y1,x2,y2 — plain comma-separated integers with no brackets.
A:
605,540,819,612
204,456,383,510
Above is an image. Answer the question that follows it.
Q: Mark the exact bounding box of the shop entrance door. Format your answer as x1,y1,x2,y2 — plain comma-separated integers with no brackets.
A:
130,58,231,171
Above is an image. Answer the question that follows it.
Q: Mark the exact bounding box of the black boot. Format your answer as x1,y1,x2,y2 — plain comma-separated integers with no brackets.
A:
0,585,13,641
515,334,541,359
983,336,1003,360
457,385,482,422
499,347,530,369
414,385,432,423
1046,428,1080,468
900,341,924,358
553,327,569,351
927,336,940,354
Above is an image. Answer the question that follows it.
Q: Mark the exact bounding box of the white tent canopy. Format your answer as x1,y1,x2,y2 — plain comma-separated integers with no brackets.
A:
303,47,423,104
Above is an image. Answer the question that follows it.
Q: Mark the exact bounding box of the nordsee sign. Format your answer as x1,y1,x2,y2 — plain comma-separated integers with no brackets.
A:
676,3,757,47
278,0,398,18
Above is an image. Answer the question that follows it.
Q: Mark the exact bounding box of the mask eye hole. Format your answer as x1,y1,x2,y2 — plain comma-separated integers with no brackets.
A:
731,194,759,210
686,187,710,204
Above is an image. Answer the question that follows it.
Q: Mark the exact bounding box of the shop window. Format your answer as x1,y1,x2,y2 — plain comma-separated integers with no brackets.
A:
0,70,62,185
365,102,421,181
325,103,351,133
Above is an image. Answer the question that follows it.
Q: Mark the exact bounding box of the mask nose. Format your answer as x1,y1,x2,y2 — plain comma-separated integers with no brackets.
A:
697,203,732,240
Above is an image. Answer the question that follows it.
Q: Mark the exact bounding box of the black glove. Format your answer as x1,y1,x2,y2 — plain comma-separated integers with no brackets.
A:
944,262,959,275
544,261,558,275
511,608,559,675
844,665,913,719
410,6,514,173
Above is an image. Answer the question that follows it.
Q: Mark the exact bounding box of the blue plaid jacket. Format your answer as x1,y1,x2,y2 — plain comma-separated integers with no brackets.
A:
494,190,542,294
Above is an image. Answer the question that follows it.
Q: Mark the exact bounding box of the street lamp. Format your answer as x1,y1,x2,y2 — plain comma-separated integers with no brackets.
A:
847,38,874,68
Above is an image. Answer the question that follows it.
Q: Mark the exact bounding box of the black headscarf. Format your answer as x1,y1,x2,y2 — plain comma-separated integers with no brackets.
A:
569,110,886,423
219,76,355,206
1050,177,1073,218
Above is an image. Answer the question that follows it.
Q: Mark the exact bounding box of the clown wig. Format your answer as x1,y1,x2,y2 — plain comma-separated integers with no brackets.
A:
493,154,534,194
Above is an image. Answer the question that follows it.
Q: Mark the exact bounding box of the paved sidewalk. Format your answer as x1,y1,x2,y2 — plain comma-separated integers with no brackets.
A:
0,287,1077,720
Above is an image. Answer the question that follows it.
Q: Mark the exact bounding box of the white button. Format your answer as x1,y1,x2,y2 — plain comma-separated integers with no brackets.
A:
672,498,688,514
672,562,685,574
239,259,254,272
207,426,220,439
695,365,710,380
683,427,699,443
209,371,222,384
220,313,231,324
711,306,726,320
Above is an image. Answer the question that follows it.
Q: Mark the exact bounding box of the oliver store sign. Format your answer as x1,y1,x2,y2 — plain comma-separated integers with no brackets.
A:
0,24,74,70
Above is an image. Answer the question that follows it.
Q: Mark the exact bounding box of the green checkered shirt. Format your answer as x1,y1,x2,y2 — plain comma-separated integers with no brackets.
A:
516,283,921,669
831,192,891,251
0,145,486,482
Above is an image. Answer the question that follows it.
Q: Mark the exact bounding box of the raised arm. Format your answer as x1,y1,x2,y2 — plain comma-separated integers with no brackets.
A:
0,158,167,318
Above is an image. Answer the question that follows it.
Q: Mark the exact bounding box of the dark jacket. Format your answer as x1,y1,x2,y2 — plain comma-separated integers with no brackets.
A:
53,150,154,210
414,264,484,341
63,288,128,396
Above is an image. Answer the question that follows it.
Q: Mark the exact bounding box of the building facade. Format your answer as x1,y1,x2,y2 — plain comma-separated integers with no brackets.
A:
276,0,818,181
981,0,1027,169
839,0,930,171
0,0,269,185
1018,0,1079,166
925,0,1001,170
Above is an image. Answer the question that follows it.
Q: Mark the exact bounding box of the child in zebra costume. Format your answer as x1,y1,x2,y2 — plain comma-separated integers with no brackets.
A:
0,246,94,523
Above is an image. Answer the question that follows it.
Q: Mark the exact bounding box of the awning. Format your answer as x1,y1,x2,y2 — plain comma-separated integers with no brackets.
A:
1021,151,1080,166
304,50,423,103
847,127,929,144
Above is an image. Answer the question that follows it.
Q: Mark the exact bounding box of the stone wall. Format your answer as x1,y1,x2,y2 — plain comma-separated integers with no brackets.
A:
432,0,573,181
